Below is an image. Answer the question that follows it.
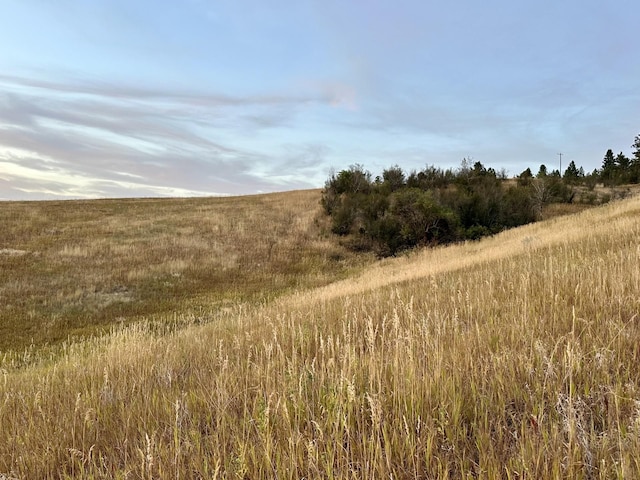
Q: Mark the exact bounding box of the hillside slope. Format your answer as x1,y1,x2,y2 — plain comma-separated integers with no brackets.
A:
1,194,639,478
0,190,367,351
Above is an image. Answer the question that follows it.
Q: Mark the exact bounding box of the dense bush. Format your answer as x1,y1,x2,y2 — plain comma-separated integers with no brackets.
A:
324,130,640,257
322,162,539,256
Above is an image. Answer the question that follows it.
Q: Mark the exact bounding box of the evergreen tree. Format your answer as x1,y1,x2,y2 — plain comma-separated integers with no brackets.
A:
615,152,631,183
630,134,640,183
601,149,616,185
633,134,640,161
563,160,580,184
615,152,631,170
518,168,533,186
536,164,548,178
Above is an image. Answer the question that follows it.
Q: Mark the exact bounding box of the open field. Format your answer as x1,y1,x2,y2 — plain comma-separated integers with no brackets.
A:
0,190,369,352
1,191,640,478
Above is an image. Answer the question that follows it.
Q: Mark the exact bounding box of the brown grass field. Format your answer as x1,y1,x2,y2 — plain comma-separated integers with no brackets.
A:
0,190,368,353
1,189,639,478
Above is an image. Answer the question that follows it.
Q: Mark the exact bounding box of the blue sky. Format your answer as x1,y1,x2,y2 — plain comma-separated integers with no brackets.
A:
1,0,639,199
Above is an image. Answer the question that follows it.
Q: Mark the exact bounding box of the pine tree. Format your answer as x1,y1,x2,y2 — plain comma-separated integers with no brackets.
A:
630,134,640,183
536,164,548,178
601,149,617,185
518,168,533,186
563,160,580,184
616,152,631,183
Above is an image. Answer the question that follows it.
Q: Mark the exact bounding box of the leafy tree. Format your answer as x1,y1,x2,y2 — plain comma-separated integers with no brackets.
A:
321,178,340,215
330,197,356,235
381,165,406,193
584,169,599,190
388,189,458,249
502,186,536,227
328,164,372,195
367,215,403,257
457,160,497,192
547,175,573,203
322,165,373,216
456,179,503,232
406,165,455,190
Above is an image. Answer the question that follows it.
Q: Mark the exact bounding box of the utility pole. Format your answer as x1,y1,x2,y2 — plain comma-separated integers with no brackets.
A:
558,153,563,175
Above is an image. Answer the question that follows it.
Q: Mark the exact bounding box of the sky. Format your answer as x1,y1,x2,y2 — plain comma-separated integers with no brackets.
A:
1,0,639,200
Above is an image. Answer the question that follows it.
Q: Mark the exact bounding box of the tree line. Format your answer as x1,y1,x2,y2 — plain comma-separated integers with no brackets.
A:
322,133,640,256
521,134,640,187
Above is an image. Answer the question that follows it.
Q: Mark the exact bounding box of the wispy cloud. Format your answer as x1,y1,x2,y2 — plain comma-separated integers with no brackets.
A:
0,74,335,199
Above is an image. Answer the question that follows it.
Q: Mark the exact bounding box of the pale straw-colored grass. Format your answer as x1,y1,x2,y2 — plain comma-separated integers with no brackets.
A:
1,194,639,478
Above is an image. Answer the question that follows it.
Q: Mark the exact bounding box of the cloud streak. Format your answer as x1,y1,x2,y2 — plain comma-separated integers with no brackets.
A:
0,74,335,199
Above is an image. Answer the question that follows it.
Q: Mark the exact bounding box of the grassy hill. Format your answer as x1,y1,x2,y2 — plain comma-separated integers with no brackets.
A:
1,190,639,478
0,190,369,352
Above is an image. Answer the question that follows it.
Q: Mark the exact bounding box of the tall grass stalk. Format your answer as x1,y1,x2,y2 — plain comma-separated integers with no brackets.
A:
1,193,639,478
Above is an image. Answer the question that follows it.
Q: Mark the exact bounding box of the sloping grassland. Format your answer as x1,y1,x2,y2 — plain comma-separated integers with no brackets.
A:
0,190,367,352
1,191,639,478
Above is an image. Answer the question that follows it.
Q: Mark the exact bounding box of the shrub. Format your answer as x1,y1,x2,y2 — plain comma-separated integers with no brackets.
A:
389,188,458,248
322,162,558,256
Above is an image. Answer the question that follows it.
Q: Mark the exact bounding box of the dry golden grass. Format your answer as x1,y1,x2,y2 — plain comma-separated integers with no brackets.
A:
1,191,639,478
0,190,368,352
